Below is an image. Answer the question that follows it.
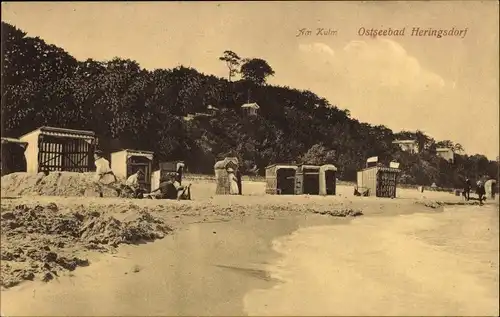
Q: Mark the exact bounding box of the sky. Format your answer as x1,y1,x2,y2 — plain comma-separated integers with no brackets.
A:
2,1,499,160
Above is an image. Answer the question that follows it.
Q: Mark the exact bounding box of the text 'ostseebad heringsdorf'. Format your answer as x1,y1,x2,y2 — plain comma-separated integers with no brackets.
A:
358,27,468,39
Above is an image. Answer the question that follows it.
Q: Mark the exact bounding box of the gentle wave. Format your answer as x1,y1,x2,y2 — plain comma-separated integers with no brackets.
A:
244,206,499,316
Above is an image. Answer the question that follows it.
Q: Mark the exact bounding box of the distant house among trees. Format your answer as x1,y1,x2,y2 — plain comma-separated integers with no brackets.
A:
206,105,219,116
436,147,455,163
392,140,419,154
241,102,260,116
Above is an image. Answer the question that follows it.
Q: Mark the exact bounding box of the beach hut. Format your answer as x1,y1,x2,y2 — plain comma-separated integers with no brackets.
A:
111,149,154,191
19,126,96,173
295,164,321,195
151,161,186,190
241,103,260,116
484,179,497,199
319,164,338,196
356,166,400,198
1,137,28,176
151,161,186,191
214,157,239,195
265,164,298,195
158,161,185,173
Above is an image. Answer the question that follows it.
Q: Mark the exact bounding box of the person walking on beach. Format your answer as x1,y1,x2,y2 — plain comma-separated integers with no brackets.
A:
463,177,472,201
94,150,121,197
236,167,242,195
227,168,239,195
176,164,184,185
476,180,486,205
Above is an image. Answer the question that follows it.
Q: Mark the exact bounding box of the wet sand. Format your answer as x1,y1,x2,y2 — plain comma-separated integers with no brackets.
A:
245,205,499,316
1,215,346,316
1,181,498,316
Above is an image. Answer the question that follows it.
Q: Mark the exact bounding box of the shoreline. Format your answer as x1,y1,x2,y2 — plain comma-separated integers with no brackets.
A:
0,187,491,288
243,204,499,316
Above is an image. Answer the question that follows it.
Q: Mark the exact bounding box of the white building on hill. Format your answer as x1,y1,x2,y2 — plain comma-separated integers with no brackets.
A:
436,147,454,163
392,140,419,154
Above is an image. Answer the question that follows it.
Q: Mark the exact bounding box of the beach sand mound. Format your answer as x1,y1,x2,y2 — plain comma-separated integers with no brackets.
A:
0,203,173,289
1,172,123,197
415,200,481,209
312,208,363,217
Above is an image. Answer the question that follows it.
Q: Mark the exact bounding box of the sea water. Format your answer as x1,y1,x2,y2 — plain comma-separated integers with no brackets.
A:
244,205,499,316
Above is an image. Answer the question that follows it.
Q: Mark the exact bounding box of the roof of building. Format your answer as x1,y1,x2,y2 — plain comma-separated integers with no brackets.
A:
20,126,96,139
297,164,321,170
1,137,27,145
116,149,155,155
194,112,211,117
392,140,417,144
113,149,154,160
241,102,260,109
266,163,298,170
436,148,453,152
319,164,338,171
362,166,400,173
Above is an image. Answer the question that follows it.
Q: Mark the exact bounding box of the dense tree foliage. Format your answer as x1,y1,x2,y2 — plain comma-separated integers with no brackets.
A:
239,58,275,85
1,22,498,186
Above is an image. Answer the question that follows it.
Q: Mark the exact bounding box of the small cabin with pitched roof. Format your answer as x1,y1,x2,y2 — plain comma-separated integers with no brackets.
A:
241,102,260,116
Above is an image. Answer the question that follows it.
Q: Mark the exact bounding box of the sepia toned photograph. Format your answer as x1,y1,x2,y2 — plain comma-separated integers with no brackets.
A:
0,1,498,316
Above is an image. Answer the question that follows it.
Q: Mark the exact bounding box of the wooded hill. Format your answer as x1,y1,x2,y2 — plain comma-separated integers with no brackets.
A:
1,22,498,187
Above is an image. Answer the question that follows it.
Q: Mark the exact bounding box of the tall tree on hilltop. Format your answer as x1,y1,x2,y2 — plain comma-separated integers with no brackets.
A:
219,50,241,82
435,140,465,154
453,143,465,154
240,58,275,85
415,130,435,153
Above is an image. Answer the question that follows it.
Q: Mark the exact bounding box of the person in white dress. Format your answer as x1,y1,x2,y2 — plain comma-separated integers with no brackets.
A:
94,150,120,197
227,168,239,195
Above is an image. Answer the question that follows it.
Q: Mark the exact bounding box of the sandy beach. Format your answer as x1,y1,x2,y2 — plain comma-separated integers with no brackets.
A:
1,179,498,316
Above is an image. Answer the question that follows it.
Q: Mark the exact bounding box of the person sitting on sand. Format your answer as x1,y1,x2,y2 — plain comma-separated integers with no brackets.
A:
147,173,191,200
94,150,121,198
125,169,146,198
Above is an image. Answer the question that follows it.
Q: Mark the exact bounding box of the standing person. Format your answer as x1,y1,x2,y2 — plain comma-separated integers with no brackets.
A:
476,180,486,205
464,177,472,201
125,169,145,198
236,168,242,195
227,168,239,195
94,150,120,198
176,164,184,185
